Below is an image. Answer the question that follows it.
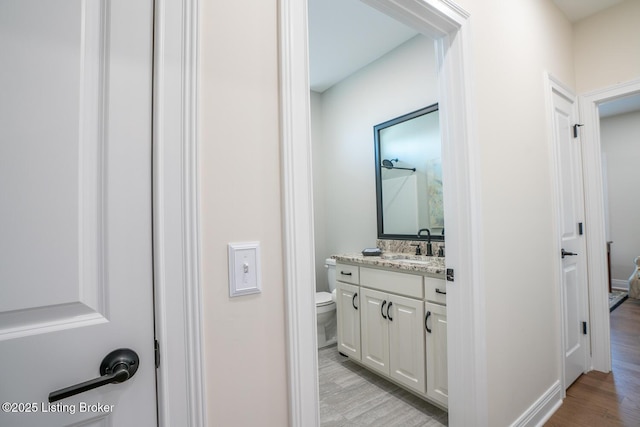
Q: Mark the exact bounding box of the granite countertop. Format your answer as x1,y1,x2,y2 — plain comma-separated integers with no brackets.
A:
333,252,446,277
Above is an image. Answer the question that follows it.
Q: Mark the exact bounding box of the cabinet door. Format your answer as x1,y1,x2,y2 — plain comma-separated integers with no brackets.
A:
389,294,426,394
425,302,448,407
336,281,361,359
360,287,389,375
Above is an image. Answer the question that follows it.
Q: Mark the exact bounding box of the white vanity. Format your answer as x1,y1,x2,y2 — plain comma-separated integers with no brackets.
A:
334,254,448,409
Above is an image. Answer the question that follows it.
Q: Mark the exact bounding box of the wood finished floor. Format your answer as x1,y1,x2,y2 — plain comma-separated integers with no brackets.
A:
546,297,640,427
318,346,448,426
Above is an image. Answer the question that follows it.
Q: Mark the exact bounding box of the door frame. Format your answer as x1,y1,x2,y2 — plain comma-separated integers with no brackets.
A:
153,0,207,426
279,0,487,425
578,77,640,373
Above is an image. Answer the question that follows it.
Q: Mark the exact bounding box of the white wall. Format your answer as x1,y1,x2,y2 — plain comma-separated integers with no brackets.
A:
194,0,585,425
199,1,289,425
574,0,640,93
456,0,574,424
310,34,438,291
600,110,640,283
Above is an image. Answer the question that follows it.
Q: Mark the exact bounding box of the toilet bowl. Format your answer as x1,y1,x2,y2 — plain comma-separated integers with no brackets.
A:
316,258,337,348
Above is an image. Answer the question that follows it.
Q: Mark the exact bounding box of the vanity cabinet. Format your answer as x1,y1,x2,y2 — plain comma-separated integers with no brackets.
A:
336,263,361,360
361,287,426,394
334,260,447,408
424,277,448,407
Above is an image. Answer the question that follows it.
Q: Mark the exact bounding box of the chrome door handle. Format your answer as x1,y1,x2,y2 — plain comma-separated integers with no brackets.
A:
561,249,577,259
49,348,139,402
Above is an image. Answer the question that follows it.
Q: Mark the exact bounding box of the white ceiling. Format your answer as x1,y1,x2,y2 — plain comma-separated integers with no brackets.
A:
551,0,625,22
308,0,417,92
599,93,640,118
308,0,626,93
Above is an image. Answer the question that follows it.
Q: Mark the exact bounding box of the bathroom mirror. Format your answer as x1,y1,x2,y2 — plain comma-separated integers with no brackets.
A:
374,104,444,241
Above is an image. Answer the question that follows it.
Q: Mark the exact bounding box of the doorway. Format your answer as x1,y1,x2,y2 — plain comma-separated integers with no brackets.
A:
579,78,640,373
279,0,486,426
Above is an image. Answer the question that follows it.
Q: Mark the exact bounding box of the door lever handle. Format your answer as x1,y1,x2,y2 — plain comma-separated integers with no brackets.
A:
49,348,139,403
561,249,577,259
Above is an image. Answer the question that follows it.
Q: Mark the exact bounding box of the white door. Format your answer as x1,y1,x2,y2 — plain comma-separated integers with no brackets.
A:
388,295,425,394
0,1,156,425
360,288,389,376
551,87,589,389
335,282,361,359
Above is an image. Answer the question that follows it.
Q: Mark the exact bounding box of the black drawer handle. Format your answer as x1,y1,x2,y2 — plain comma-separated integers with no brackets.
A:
381,300,387,319
387,301,393,321
435,288,447,295
425,311,432,333
340,271,352,276
352,292,358,310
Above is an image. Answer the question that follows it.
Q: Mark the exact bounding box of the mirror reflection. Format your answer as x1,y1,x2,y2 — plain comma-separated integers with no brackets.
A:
374,104,443,240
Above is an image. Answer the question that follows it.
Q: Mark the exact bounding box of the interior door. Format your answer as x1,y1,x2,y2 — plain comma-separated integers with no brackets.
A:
551,87,589,389
0,1,156,425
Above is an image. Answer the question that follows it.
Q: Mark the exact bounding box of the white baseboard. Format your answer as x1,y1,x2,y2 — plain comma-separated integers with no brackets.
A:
510,380,562,427
612,279,628,291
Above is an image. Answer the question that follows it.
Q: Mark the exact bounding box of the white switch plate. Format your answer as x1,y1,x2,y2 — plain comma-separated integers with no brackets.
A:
228,242,261,297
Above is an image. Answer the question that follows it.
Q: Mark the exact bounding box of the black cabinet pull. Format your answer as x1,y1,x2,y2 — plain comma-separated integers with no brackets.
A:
435,288,447,295
340,271,353,276
352,292,358,310
381,300,387,319
425,311,432,333
387,301,393,321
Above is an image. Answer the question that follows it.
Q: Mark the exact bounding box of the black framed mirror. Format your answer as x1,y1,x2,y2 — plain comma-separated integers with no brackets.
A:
374,103,443,241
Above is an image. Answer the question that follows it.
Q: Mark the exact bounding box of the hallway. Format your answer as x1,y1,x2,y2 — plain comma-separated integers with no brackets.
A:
546,298,640,426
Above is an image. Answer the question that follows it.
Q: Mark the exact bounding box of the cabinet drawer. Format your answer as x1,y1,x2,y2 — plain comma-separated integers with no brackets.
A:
424,277,447,305
336,263,360,284
360,267,423,299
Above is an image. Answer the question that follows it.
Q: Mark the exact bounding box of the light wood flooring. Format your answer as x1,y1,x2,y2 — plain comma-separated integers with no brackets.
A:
318,346,448,426
546,297,640,426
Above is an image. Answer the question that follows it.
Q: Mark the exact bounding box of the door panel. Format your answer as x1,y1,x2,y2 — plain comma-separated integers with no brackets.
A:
388,295,425,394
551,88,589,389
0,0,156,425
360,288,389,375
336,282,361,359
426,302,448,406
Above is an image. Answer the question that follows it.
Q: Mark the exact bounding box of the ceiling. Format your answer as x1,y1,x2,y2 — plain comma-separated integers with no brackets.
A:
308,0,417,92
551,0,625,22
308,0,626,93
599,93,640,118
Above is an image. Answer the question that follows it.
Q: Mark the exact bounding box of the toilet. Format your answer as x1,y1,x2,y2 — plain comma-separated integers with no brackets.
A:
316,258,337,348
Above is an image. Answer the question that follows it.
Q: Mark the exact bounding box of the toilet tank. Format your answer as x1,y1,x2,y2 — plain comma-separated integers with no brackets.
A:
325,258,336,292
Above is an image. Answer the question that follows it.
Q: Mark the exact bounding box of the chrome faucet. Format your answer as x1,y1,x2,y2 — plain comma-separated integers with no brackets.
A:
417,229,433,256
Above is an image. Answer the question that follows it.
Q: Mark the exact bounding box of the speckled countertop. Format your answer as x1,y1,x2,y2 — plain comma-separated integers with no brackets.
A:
333,252,446,277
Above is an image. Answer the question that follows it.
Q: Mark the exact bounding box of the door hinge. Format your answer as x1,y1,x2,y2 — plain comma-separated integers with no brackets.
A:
578,222,583,235
582,321,588,335
573,124,584,138
154,339,160,369
446,268,454,282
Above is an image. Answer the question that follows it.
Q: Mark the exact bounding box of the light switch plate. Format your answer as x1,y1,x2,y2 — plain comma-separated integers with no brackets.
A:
228,242,261,297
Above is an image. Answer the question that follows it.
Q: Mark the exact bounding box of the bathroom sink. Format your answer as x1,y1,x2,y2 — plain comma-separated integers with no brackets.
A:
395,258,433,266
380,254,444,266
